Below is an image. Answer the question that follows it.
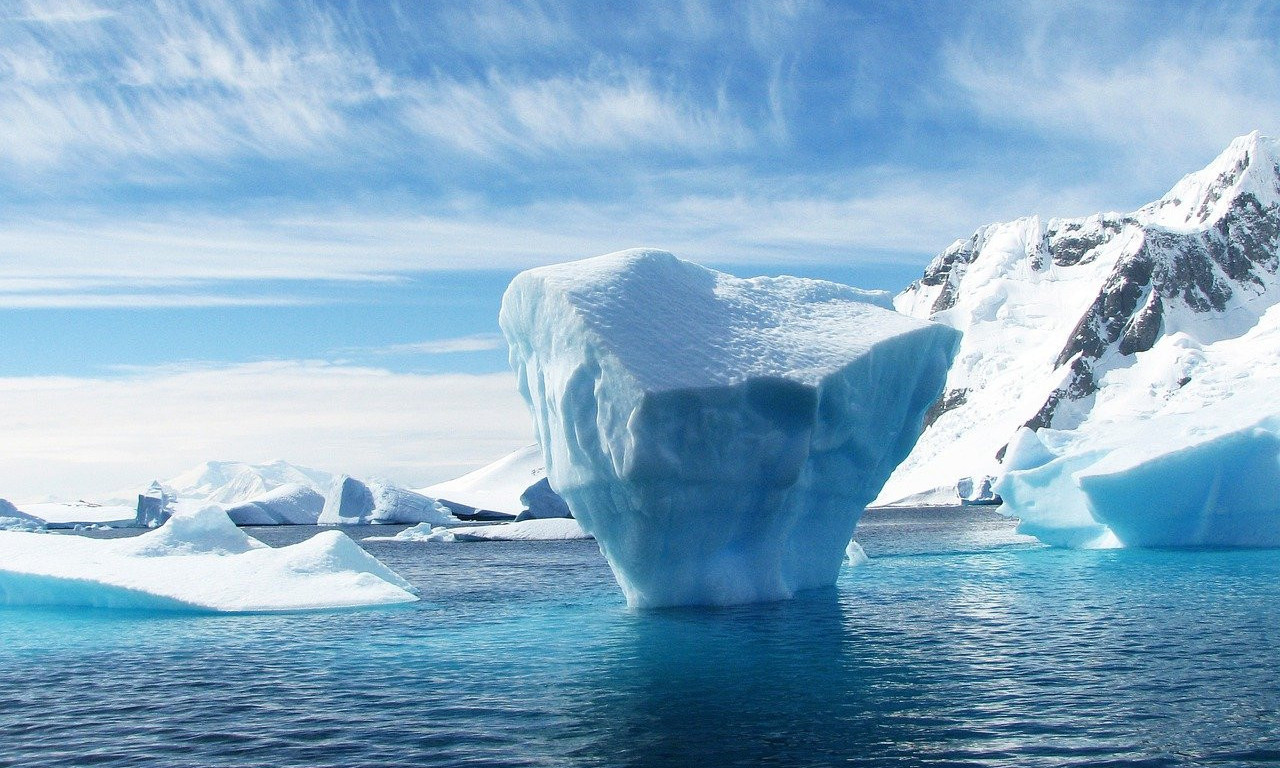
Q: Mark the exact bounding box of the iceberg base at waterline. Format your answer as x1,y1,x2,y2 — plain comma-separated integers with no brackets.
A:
997,414,1280,549
501,249,958,607
0,506,418,612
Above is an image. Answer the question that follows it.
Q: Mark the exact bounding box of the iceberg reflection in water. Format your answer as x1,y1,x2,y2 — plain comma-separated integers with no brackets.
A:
1,508,1277,767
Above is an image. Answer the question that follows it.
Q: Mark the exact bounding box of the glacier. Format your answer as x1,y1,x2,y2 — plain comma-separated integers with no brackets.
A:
0,506,418,612
500,248,959,607
879,131,1280,507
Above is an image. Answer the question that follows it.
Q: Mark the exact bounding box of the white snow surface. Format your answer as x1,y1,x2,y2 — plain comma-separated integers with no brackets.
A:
363,522,439,542
996,301,1280,547
880,132,1280,506
422,518,591,542
163,460,334,505
223,483,326,525
319,476,457,525
0,506,418,612
0,500,44,532
419,445,546,517
501,248,958,607
14,500,137,526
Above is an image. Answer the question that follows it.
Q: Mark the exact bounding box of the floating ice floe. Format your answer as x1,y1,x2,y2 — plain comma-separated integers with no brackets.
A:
501,249,957,607
845,540,869,566
420,518,591,542
0,506,418,612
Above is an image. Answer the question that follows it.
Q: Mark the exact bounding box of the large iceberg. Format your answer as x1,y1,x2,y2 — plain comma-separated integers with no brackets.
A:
0,506,417,612
500,249,959,607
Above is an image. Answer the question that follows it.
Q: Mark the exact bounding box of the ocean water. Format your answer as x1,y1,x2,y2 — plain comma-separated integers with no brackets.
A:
2,507,1278,768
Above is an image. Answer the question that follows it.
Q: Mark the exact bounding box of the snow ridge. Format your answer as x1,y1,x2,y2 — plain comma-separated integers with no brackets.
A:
880,132,1280,505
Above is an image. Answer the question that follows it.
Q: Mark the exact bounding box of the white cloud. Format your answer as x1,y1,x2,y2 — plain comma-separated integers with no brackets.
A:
0,163,1117,304
943,7,1280,175
371,334,506,355
0,361,534,501
404,66,753,160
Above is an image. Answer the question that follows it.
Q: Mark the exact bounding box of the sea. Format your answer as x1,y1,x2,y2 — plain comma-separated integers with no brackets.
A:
1,506,1278,768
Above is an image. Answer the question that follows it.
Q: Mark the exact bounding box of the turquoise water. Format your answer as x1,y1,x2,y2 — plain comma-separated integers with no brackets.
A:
2,508,1279,767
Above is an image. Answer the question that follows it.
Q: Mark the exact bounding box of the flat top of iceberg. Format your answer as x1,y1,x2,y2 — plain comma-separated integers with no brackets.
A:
504,248,929,391
0,506,418,612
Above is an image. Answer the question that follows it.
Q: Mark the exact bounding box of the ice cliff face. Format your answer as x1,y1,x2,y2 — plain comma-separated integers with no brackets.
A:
501,249,959,607
880,132,1280,505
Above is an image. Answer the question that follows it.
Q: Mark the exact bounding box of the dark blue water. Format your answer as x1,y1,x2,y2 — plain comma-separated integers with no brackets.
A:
2,507,1278,767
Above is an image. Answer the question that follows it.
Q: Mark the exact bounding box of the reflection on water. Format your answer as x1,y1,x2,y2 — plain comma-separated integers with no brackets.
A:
1,508,1278,767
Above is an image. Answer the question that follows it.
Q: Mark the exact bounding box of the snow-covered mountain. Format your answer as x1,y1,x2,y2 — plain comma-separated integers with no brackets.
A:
164,460,335,505
878,131,1280,505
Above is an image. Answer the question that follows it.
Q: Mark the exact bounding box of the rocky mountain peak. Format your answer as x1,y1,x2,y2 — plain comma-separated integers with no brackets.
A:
1139,131,1280,231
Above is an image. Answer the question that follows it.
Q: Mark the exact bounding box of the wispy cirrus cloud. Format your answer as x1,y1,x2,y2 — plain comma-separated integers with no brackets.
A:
369,334,506,355
942,1,1280,176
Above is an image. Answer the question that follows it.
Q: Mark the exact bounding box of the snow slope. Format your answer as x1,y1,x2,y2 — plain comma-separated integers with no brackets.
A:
0,506,417,612
996,299,1280,547
502,248,958,607
881,132,1280,505
223,483,326,525
163,460,334,505
419,445,546,518
319,476,456,525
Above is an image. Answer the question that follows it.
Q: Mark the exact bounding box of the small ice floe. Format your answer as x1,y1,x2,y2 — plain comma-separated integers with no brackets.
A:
845,539,869,566
0,506,418,612
417,518,592,543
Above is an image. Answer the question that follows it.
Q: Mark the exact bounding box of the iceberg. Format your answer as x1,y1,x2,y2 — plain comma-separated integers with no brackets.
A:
996,300,1280,548
134,481,175,528
223,483,326,525
319,476,457,525
420,444,556,520
0,506,417,612
0,499,44,532
500,249,959,607
514,478,572,521
997,414,1280,548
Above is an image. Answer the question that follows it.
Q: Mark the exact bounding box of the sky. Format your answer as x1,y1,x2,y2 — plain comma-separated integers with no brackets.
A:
2,0,1278,499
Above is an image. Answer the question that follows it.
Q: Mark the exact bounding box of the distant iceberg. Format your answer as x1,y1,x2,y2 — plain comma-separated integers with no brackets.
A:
320,476,457,525
501,249,958,607
223,483,326,525
0,506,418,612
419,444,565,520
0,499,44,532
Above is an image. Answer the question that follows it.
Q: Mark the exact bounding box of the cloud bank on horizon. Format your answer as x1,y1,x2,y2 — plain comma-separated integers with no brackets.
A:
2,0,1278,497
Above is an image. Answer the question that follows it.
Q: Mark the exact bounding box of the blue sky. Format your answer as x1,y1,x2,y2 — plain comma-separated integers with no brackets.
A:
2,0,1279,498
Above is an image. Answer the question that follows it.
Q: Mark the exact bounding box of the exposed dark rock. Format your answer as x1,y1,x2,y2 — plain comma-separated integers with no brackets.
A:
922,387,968,429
